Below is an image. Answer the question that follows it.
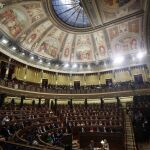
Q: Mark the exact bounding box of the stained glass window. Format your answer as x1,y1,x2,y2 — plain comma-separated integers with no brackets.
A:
52,0,91,28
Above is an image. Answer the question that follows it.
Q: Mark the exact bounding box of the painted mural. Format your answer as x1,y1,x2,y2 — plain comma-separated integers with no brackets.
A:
33,28,66,59
61,34,74,62
93,31,108,60
101,0,141,22
21,20,52,49
0,0,146,64
107,17,144,55
0,7,28,37
74,35,95,62
0,2,46,38
22,2,46,24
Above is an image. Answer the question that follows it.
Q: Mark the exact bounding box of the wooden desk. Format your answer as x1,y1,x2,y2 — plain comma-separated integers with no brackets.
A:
80,132,125,150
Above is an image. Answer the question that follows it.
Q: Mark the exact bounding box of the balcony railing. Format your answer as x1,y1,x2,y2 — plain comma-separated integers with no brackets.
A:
0,79,150,96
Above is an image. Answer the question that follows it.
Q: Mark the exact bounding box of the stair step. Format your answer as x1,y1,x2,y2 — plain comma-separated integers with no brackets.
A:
124,114,137,150
126,132,133,136
127,133,134,135
127,144,136,146
127,139,135,141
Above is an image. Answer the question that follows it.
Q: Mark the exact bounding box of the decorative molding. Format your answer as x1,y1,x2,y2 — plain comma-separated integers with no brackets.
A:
0,45,150,74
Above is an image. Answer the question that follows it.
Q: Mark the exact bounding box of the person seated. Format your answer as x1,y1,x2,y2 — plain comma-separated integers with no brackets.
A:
68,122,72,127
99,121,103,126
0,125,12,141
81,121,85,126
109,120,112,125
103,127,107,133
91,121,94,126
32,115,35,119
77,122,80,126
38,126,43,134
103,139,109,150
90,128,94,132
9,123,17,134
32,139,39,145
1,116,10,125
42,126,46,133
10,116,15,122
51,123,56,129
88,140,94,150
47,133,54,144
86,121,89,126
28,114,32,120
97,127,100,132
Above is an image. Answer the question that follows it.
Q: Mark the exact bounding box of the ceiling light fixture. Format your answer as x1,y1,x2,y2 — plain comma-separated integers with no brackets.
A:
64,63,69,68
21,52,25,56
47,62,51,66
104,62,107,66
136,52,146,59
72,64,77,68
12,46,16,51
80,64,83,69
55,64,59,68
30,56,34,60
39,59,43,63
132,56,136,61
87,64,91,69
1,38,9,44
113,56,124,64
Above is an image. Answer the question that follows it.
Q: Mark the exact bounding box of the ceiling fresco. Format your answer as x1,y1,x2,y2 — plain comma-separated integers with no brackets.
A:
100,0,142,22
34,27,66,59
74,34,95,63
0,0,146,65
20,20,52,49
61,34,75,62
107,17,144,56
0,1,46,38
93,31,108,60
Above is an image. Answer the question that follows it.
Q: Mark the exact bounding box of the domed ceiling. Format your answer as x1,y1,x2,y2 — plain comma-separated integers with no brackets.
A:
0,0,148,72
51,0,91,28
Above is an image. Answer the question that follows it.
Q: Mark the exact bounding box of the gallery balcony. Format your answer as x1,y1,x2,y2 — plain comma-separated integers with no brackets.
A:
0,79,149,99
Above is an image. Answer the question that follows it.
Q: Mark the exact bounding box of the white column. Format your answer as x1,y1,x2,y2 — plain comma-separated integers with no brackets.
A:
24,65,28,80
5,58,11,79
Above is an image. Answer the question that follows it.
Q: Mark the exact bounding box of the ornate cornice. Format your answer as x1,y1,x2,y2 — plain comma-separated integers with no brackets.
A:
1,45,150,74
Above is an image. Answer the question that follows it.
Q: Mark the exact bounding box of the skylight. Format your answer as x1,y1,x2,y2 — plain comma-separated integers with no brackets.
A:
52,0,91,28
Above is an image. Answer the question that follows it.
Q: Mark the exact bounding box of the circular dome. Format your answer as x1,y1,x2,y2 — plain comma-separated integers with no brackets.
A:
0,0,146,73
51,0,91,28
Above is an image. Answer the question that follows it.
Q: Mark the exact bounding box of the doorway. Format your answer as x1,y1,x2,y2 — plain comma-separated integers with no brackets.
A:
106,79,113,86
42,79,48,88
74,81,80,89
134,74,143,84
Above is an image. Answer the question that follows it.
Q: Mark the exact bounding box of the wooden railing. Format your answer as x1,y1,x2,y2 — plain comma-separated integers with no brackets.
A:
0,79,150,98
0,140,54,150
14,123,64,150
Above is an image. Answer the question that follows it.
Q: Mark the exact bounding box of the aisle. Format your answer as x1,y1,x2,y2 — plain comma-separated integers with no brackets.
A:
124,110,137,150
